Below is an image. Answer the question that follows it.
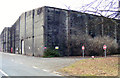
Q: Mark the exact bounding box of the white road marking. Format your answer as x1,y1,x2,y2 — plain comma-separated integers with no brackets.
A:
0,69,8,76
32,66,38,69
9,54,15,56
42,69,49,72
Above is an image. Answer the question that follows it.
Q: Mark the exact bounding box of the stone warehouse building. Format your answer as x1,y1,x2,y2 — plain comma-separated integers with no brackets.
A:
0,6,120,56
1,27,11,52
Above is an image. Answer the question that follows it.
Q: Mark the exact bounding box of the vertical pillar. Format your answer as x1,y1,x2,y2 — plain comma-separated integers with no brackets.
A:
85,15,88,34
101,18,104,36
19,17,20,54
24,12,27,55
32,9,35,56
114,24,117,43
118,0,120,19
43,7,48,48
67,10,71,56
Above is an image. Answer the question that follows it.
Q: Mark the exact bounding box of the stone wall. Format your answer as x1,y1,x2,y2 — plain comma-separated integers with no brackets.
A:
45,7,68,56
34,7,45,56
1,27,11,52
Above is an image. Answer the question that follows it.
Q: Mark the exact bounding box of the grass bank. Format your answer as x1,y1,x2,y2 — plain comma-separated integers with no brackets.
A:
58,56,119,76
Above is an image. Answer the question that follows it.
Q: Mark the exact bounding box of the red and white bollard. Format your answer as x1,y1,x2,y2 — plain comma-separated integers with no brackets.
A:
82,46,85,57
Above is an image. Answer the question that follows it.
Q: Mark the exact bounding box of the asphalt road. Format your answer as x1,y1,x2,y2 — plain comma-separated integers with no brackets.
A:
0,52,84,77
0,52,60,77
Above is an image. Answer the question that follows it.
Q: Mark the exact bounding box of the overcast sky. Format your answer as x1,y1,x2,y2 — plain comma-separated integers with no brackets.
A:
0,0,118,33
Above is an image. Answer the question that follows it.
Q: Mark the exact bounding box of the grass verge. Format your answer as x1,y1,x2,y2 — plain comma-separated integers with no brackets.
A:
58,56,119,76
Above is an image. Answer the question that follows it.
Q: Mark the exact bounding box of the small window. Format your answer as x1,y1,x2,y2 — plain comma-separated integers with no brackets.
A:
47,16,50,20
70,29,72,34
47,10,50,12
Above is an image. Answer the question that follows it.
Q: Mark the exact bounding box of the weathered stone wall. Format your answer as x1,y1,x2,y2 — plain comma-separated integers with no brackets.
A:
26,10,33,38
69,11,87,55
7,27,11,52
1,27,11,53
20,13,25,39
116,20,120,45
15,18,20,53
0,35,2,51
11,25,15,53
2,28,6,52
34,7,45,56
25,38,33,55
45,7,68,56
1,31,4,52
19,13,25,54
25,10,34,56
18,8,45,56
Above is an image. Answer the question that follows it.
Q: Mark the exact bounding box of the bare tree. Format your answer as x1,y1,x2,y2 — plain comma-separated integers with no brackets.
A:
78,0,120,43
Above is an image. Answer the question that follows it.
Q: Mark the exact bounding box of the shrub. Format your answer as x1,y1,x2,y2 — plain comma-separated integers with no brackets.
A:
43,48,60,57
91,36,118,55
70,34,93,55
70,33,118,56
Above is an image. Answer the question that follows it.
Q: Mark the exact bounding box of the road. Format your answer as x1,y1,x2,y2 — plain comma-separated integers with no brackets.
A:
0,53,61,77
0,52,85,77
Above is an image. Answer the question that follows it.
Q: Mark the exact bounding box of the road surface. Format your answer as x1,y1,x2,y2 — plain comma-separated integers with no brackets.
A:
0,52,85,77
0,52,61,77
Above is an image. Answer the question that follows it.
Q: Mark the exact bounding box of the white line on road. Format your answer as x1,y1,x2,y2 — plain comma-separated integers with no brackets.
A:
8,54,15,56
32,66,38,69
42,69,49,72
0,69,8,76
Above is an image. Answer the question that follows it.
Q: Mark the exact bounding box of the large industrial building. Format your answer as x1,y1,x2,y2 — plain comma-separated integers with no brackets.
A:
0,6,120,56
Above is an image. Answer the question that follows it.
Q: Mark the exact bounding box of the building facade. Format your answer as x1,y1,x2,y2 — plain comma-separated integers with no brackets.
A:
1,27,11,52
0,6,120,56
